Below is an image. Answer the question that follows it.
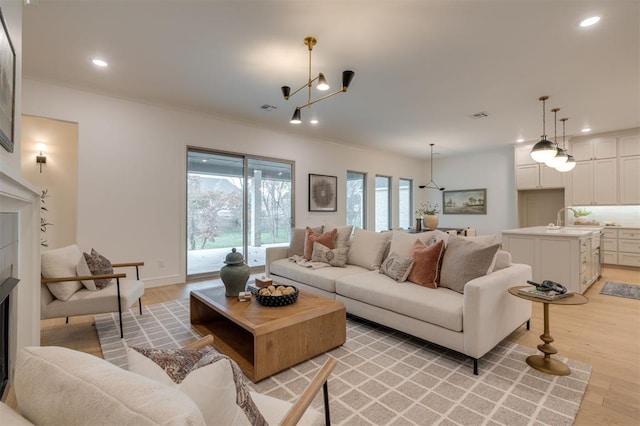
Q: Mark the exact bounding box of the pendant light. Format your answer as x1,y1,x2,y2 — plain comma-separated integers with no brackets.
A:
530,96,557,163
545,107,569,167
418,143,445,190
556,118,576,172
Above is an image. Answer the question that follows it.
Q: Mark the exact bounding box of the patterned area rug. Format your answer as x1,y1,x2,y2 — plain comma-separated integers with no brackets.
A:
96,299,591,425
600,282,640,300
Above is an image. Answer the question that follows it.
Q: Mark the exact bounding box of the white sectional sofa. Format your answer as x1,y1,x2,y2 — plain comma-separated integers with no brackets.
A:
266,228,532,374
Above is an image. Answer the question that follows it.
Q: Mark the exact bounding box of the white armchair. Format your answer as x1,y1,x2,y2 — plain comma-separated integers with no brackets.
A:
40,244,144,338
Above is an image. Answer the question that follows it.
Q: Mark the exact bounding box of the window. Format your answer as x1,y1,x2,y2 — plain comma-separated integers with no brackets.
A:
399,178,412,230
375,175,391,232
346,171,366,228
187,149,293,277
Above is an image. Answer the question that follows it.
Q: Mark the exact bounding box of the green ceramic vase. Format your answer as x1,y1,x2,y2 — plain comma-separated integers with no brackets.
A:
220,248,250,297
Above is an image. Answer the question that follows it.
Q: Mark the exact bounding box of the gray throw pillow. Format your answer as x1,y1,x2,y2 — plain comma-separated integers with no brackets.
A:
379,252,415,282
287,226,322,257
81,248,114,289
311,242,348,267
439,236,500,293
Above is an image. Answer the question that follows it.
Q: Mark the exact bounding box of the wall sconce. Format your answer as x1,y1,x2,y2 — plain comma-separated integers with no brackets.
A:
36,142,46,173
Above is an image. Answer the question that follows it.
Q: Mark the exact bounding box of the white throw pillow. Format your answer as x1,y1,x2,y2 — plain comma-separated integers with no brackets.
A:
41,244,84,301
347,228,391,270
388,230,436,258
311,242,348,267
126,346,251,426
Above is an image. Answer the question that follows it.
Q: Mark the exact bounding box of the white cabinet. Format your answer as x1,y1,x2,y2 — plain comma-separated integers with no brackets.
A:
619,156,640,205
601,228,640,267
502,231,599,294
571,159,617,205
514,145,564,189
571,137,617,161
516,164,564,189
618,229,640,268
619,134,640,157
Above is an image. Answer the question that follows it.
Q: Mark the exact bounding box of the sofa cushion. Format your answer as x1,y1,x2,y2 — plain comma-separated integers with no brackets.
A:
388,230,437,258
288,226,322,258
304,227,337,259
439,236,500,293
41,244,83,301
269,258,367,293
407,239,444,288
379,252,414,282
347,228,391,270
311,242,348,267
127,345,264,426
15,346,206,426
336,271,464,332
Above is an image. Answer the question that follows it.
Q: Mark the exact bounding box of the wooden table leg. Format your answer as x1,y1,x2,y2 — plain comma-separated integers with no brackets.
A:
526,302,571,376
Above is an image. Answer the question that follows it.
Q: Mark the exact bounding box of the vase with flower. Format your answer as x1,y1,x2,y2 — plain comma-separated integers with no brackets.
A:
416,202,440,231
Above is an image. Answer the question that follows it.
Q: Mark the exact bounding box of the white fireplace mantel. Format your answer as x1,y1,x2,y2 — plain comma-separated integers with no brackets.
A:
0,168,41,392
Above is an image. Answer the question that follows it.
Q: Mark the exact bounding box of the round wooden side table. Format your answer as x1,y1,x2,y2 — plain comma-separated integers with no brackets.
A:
508,286,588,376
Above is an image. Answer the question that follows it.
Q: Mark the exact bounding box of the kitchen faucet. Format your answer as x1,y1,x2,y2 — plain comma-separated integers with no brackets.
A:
556,207,577,227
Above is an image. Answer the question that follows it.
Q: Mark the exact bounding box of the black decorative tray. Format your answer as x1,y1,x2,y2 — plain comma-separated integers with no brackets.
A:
252,285,299,307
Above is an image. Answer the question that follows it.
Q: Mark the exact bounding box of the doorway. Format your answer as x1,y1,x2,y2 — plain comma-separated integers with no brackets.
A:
186,149,294,278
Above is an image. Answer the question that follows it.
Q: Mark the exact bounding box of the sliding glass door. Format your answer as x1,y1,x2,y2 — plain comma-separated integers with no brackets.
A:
187,149,293,278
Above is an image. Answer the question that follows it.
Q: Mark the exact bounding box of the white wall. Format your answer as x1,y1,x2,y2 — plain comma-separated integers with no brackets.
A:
23,79,428,286
422,146,518,236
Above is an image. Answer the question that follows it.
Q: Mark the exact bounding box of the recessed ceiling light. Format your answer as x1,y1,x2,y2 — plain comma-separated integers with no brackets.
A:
516,138,525,143
92,58,108,67
310,119,319,124
581,127,591,133
580,16,600,27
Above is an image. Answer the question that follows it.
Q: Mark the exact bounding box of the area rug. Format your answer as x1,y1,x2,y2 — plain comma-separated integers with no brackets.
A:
600,282,640,300
96,300,591,426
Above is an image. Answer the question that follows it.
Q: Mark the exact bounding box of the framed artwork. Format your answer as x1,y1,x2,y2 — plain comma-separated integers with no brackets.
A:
308,174,337,212
442,189,487,215
0,8,14,153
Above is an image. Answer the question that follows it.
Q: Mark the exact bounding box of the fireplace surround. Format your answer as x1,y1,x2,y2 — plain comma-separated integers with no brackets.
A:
0,170,41,400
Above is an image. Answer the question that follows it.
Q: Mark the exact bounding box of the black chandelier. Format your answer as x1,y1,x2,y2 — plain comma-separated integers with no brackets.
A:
281,36,355,124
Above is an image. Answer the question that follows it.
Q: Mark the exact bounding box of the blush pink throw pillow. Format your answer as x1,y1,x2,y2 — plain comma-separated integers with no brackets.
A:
407,239,445,288
304,227,337,260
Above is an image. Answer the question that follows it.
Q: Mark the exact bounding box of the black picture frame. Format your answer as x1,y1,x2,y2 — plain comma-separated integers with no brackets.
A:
0,8,15,153
442,188,487,215
308,174,337,212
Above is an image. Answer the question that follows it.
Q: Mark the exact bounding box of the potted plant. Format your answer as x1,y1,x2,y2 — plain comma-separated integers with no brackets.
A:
574,208,592,225
416,202,440,230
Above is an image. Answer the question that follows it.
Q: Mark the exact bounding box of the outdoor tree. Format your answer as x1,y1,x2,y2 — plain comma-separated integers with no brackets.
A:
261,179,291,243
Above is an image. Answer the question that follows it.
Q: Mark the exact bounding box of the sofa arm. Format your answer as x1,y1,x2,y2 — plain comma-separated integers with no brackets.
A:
265,246,289,277
462,263,532,359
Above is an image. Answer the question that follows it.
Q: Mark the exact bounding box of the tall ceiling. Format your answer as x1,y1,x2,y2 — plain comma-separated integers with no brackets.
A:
22,0,640,159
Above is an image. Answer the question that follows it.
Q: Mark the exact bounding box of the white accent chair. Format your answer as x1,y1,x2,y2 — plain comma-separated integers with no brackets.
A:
40,244,144,338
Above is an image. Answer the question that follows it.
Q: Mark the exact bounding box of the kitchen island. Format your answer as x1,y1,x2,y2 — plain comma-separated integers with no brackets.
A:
502,226,602,294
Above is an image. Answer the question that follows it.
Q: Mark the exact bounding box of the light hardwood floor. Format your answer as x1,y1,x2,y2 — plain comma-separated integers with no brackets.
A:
40,267,640,425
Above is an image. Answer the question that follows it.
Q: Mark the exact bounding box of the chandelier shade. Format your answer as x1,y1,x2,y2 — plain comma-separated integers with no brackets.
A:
555,117,576,172
530,96,558,163
419,143,445,191
280,36,355,124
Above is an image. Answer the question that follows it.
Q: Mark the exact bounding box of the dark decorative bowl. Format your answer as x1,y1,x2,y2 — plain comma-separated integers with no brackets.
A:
253,286,299,307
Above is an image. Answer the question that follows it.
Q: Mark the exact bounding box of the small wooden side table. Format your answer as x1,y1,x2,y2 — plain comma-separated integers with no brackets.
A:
508,286,588,376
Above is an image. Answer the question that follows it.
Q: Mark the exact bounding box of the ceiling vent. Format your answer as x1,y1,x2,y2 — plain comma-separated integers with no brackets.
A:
260,104,277,111
471,111,489,119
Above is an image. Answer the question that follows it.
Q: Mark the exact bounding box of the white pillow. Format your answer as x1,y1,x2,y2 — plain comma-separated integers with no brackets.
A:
388,230,435,258
126,346,250,426
347,228,391,270
41,244,84,301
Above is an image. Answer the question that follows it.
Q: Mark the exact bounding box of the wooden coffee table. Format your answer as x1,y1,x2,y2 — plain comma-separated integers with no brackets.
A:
190,286,346,382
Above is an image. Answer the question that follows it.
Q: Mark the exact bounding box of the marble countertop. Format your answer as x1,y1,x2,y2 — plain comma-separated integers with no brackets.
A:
502,226,602,237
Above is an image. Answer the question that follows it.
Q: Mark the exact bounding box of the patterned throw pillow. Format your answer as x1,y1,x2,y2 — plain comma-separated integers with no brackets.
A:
129,346,267,426
304,226,337,259
80,248,114,289
407,239,445,288
379,252,415,282
311,242,348,267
